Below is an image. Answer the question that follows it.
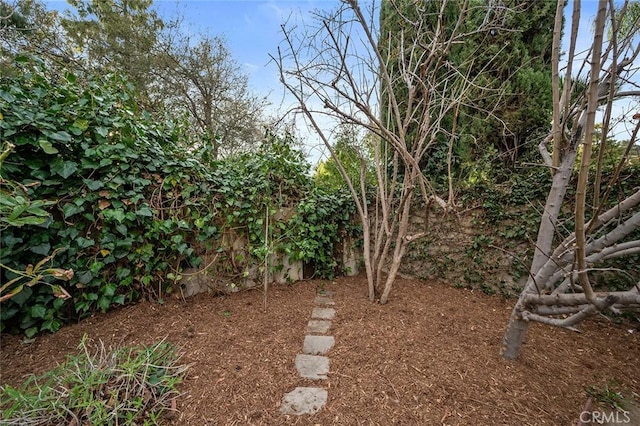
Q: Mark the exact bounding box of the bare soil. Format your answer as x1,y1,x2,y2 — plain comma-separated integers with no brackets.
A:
1,276,639,425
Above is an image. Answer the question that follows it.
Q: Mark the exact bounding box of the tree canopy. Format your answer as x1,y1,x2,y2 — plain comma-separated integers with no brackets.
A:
0,0,269,157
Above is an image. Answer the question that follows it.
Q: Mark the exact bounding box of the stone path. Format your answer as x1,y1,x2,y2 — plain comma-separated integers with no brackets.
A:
280,290,336,416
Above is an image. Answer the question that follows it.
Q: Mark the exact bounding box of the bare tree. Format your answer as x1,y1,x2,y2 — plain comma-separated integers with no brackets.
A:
502,0,640,360
274,0,517,303
155,31,268,159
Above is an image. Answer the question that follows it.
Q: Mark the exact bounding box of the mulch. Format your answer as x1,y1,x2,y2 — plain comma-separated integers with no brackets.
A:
1,275,638,425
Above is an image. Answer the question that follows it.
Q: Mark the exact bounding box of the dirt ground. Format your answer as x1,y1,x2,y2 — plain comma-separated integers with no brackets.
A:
1,276,639,425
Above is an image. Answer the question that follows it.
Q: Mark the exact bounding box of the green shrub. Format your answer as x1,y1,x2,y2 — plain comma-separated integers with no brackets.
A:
0,55,219,336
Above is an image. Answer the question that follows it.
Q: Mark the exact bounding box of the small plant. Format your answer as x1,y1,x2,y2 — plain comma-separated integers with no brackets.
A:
480,284,497,296
0,335,188,425
585,382,627,411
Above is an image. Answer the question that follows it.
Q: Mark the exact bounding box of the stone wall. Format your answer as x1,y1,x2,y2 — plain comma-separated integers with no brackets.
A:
397,206,530,295
176,205,530,298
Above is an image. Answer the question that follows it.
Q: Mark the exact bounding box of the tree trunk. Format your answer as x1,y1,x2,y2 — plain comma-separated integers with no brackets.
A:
502,137,580,359
361,211,376,302
574,0,607,302
380,186,413,304
502,313,530,360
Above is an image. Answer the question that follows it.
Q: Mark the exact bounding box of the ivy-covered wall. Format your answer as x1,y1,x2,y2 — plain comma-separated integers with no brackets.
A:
400,163,640,297
0,56,357,337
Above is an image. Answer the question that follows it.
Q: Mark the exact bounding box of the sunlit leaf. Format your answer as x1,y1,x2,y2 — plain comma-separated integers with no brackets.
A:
38,140,58,154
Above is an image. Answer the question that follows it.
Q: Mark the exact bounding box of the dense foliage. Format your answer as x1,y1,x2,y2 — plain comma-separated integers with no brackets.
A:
379,0,554,184
0,56,356,336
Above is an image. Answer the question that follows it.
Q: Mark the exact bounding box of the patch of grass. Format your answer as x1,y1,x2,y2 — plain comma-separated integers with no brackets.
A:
1,335,188,425
585,381,627,411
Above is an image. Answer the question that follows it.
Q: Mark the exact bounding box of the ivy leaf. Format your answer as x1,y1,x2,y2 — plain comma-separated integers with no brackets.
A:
75,237,95,249
38,139,59,154
63,203,83,218
76,270,94,284
97,296,110,311
50,159,78,179
0,90,16,103
11,286,32,306
115,223,127,235
29,305,47,319
103,283,116,297
48,131,72,143
30,243,51,256
136,204,153,217
69,118,90,135
103,208,125,223
115,268,130,280
73,119,89,131
83,179,104,191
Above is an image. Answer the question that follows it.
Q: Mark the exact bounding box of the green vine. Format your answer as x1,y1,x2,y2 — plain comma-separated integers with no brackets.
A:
0,55,359,336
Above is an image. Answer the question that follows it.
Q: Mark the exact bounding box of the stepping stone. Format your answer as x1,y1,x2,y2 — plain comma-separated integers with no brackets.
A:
312,307,335,320
280,387,328,415
295,354,329,380
318,290,335,297
314,295,335,305
307,320,331,334
303,335,335,355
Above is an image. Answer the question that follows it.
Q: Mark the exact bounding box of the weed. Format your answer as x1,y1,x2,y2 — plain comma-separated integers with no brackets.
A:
0,335,188,425
585,381,627,411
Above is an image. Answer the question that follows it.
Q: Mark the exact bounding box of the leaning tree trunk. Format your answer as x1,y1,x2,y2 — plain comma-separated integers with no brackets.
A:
502,0,640,359
502,140,580,359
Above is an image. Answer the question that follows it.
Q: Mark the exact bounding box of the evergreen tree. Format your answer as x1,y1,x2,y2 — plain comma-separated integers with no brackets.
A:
60,0,164,107
379,0,555,176
461,0,555,163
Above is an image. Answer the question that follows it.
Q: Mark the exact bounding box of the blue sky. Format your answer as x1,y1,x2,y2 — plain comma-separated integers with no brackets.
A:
152,1,340,99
